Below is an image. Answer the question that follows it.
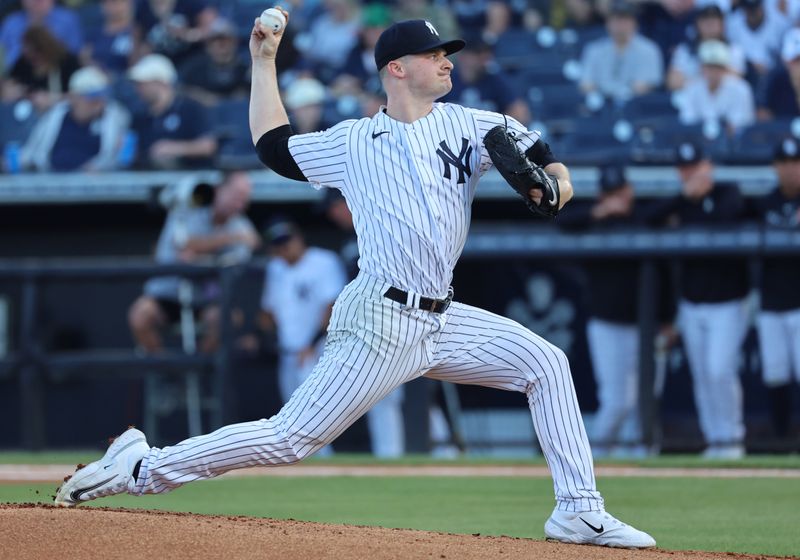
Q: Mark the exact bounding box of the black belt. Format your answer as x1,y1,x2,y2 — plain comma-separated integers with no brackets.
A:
384,286,453,313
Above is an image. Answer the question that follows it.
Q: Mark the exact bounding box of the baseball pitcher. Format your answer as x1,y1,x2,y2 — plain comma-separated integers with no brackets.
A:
56,13,655,549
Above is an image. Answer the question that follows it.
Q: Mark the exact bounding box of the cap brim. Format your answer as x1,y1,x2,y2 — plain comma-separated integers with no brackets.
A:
410,39,466,57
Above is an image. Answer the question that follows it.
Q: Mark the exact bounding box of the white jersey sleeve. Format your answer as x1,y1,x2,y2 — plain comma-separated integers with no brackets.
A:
287,120,355,190
465,108,542,176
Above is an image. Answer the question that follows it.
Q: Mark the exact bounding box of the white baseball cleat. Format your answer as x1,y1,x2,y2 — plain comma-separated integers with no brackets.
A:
544,509,656,549
54,427,149,507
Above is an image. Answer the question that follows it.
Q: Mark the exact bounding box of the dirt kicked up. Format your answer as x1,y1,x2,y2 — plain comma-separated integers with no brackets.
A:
0,504,789,560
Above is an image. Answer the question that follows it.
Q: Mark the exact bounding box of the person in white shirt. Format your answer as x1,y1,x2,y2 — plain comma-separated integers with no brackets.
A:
579,0,664,103
676,39,755,133
726,0,790,77
667,4,746,91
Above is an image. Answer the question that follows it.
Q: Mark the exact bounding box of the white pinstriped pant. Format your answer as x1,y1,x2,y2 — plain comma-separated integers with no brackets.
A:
132,272,603,512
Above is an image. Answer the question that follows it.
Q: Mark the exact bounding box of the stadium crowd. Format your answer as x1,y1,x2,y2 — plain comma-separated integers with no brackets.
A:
1,0,799,456
0,0,799,171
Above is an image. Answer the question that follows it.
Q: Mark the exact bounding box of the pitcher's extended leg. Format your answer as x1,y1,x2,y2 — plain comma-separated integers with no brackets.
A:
426,302,601,512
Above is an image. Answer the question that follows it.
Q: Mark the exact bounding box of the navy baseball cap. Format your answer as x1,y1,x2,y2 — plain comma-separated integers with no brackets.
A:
374,20,465,71
599,165,627,192
774,137,800,161
264,219,298,245
674,140,705,165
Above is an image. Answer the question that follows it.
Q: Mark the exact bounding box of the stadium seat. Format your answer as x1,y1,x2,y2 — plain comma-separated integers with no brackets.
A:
551,115,634,166
628,117,731,164
0,100,38,155
528,83,587,123
621,90,679,120
212,98,262,169
726,119,796,165
493,29,547,71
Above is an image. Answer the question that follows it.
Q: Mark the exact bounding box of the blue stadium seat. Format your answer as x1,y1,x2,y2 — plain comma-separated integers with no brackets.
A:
0,100,38,151
527,83,586,123
211,98,262,169
726,119,795,165
493,29,546,71
620,90,679,120
513,54,577,88
550,115,634,166
628,117,732,164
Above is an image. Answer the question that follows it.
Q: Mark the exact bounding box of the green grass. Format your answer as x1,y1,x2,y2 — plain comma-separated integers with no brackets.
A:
1,450,799,469
2,475,798,556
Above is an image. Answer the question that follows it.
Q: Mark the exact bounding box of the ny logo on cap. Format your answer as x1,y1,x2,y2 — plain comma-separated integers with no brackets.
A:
784,138,798,157
425,21,439,36
679,143,695,161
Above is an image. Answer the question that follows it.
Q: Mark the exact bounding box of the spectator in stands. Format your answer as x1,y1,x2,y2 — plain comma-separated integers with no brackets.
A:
441,38,531,124
757,28,800,120
128,53,217,169
726,0,789,80
331,4,391,97
82,0,140,75
1,25,81,113
0,0,83,69
135,0,218,66
754,137,800,444
634,0,695,69
579,0,663,104
128,171,259,354
675,40,755,134
298,0,361,83
392,0,459,47
667,4,745,91
647,140,750,459
179,17,249,106
284,77,329,134
561,0,605,31
19,66,130,171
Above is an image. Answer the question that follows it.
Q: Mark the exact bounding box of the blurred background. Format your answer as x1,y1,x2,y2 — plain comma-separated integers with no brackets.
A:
0,0,799,460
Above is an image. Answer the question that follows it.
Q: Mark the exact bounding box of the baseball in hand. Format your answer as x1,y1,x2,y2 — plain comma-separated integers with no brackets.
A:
260,8,286,32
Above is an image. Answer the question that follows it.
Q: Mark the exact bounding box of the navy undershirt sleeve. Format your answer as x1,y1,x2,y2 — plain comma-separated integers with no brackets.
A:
255,125,308,181
526,139,558,167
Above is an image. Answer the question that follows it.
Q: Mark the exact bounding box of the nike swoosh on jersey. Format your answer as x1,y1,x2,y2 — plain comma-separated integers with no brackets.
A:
372,131,389,139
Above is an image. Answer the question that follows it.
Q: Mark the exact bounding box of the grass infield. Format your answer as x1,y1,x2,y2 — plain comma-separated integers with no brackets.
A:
1,456,798,556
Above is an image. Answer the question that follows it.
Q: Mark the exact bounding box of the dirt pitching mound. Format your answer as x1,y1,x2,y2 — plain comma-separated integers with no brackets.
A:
0,504,783,560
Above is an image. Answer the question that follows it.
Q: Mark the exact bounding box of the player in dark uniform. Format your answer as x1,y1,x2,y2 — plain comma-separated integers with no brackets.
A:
753,137,800,444
646,140,750,459
559,165,673,457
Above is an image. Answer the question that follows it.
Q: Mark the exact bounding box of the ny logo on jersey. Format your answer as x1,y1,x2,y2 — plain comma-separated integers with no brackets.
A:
436,138,472,184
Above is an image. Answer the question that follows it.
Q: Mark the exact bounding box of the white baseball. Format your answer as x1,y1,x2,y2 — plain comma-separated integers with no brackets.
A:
259,8,286,32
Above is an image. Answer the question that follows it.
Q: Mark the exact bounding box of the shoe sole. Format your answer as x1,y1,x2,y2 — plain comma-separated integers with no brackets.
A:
544,520,656,549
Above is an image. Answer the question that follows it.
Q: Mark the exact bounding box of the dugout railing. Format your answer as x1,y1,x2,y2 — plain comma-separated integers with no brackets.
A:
2,225,799,451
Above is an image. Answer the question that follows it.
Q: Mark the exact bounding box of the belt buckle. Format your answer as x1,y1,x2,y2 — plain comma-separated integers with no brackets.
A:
428,298,438,312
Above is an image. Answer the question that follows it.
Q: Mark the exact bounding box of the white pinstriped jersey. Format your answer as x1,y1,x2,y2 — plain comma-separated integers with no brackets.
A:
287,102,540,298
